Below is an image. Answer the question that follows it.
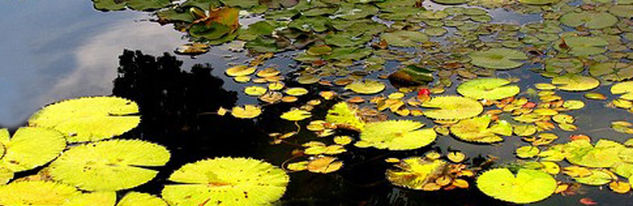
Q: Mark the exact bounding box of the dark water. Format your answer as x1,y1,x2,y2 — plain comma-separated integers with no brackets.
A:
2,1,633,205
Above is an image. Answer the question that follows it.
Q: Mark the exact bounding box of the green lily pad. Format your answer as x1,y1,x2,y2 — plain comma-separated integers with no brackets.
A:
469,48,528,70
519,0,559,5
431,0,468,5
356,120,437,151
544,58,584,75
560,12,618,29
564,139,625,168
93,0,171,11
344,80,386,94
381,30,429,47
589,62,633,82
609,5,633,18
573,169,614,185
450,115,513,143
555,36,608,56
421,96,484,120
551,74,600,91
476,168,557,204
457,78,520,100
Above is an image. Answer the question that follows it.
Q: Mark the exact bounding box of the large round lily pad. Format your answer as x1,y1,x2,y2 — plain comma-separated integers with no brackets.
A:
421,96,484,120
544,58,584,75
551,74,600,91
0,127,66,172
469,48,528,70
28,96,141,143
49,139,170,191
564,139,625,168
476,168,557,204
560,12,618,29
589,62,633,82
162,157,289,206
0,181,80,205
380,30,429,47
356,120,437,150
554,36,608,56
456,78,520,100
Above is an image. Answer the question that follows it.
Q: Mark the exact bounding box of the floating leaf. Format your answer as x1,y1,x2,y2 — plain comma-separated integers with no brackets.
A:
117,192,167,206
344,80,386,94
226,65,256,77
432,0,468,4
325,102,365,131
551,74,600,91
573,169,615,186
92,0,171,11
450,115,512,143
49,139,170,191
565,139,625,168
476,168,557,204
380,30,429,47
555,36,608,56
28,96,140,143
421,96,484,120
280,109,311,121
386,157,447,190
456,78,520,100
560,12,618,29
0,181,80,205
285,87,308,96
519,0,559,5
469,48,527,70
544,58,584,75
356,120,436,150
589,62,633,82
609,5,633,18
516,146,540,158
244,86,267,96
307,156,343,174
162,157,289,206
612,81,633,100
0,127,65,172
231,105,262,119
62,192,116,206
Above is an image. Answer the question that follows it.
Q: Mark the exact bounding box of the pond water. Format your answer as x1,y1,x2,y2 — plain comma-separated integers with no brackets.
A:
2,0,633,205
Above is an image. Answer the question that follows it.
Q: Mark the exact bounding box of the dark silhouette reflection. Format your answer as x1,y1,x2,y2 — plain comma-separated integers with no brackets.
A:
112,50,271,194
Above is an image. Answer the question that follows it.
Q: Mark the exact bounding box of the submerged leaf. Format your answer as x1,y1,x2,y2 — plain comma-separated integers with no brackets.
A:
476,168,557,204
28,96,141,143
49,139,170,191
162,157,289,206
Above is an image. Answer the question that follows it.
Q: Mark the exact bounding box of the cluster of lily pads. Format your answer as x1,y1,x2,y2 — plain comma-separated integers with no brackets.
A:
51,0,633,204
0,97,290,205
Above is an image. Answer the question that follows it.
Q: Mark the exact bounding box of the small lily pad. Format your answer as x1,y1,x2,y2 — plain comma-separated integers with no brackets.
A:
421,96,484,120
457,78,520,100
560,11,618,29
469,48,528,70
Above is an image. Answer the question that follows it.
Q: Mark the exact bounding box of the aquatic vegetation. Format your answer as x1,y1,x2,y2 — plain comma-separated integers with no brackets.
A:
456,78,520,100
450,115,512,143
386,157,448,190
356,120,436,150
0,181,80,205
231,104,262,119
344,80,386,95
48,139,170,191
476,168,557,204
162,157,289,206
612,81,633,100
325,102,365,131
28,96,141,143
468,48,528,70
0,127,65,176
551,74,600,92
280,109,312,121
421,96,483,120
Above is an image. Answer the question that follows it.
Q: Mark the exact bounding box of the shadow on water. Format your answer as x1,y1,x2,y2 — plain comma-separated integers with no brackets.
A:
108,50,505,205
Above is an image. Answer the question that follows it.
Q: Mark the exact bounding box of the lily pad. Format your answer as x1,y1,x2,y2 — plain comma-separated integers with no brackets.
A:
231,105,262,119
469,48,527,70
381,30,429,47
280,109,311,121
356,120,437,151
609,5,633,18
344,80,386,94
386,158,448,190
49,139,170,191
421,96,484,120
457,78,520,100
450,115,513,143
611,81,633,100
551,74,600,91
325,102,365,130
0,181,80,205
544,58,584,75
555,36,608,56
28,96,141,143
476,168,557,204
589,62,633,82
432,0,468,4
162,157,289,206
0,127,66,172
92,0,171,11
564,139,625,168
560,11,618,29
519,0,559,5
